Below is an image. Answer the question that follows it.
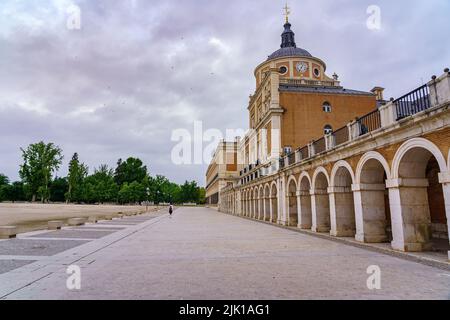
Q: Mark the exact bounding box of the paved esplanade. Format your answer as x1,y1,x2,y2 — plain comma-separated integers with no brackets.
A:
0,207,449,299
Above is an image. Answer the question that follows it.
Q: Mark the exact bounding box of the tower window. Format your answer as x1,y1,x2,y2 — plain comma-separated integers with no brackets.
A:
324,125,333,135
314,67,321,77
279,66,288,75
323,102,332,113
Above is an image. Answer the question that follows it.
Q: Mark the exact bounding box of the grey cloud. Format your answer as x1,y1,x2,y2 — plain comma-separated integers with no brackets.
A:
0,0,449,185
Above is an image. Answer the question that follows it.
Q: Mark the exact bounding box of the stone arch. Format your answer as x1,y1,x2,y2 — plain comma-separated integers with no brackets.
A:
286,176,298,227
390,138,449,253
243,191,245,216
270,182,278,223
264,184,271,221
311,167,331,233
297,172,312,229
246,189,251,217
253,187,259,219
258,186,264,220
355,151,391,184
354,152,392,243
329,161,356,237
392,138,447,179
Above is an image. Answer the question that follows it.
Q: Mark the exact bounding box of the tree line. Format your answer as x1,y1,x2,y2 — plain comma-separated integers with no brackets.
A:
0,141,206,205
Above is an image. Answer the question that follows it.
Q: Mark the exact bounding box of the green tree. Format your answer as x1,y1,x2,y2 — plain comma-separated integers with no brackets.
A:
198,187,206,205
148,175,170,204
82,165,118,204
0,174,9,202
114,157,148,186
180,180,200,204
66,153,88,203
19,142,63,202
50,177,68,202
0,182,26,203
0,174,9,186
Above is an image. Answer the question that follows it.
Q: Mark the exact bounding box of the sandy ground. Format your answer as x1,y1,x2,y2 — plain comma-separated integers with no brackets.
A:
0,203,158,233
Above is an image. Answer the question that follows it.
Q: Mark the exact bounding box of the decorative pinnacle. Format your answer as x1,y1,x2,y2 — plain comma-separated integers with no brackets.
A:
283,3,291,24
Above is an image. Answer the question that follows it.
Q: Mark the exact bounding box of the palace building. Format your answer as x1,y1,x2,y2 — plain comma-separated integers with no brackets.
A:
206,12,450,259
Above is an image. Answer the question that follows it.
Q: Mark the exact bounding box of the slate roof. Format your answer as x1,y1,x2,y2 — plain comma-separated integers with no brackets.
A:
268,47,313,60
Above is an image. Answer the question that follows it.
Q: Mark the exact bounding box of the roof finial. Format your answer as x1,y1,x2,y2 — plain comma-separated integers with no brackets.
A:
283,3,291,24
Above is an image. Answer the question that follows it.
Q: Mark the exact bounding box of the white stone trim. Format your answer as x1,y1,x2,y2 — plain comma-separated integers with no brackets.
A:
312,166,330,190
352,183,386,192
355,151,391,184
330,160,355,187
386,178,429,188
298,172,312,191
391,138,447,179
286,175,298,191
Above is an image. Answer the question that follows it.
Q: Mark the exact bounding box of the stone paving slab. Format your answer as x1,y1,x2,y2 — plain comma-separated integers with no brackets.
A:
0,207,448,300
28,230,115,240
0,260,34,275
71,227,125,232
0,239,89,256
96,221,140,226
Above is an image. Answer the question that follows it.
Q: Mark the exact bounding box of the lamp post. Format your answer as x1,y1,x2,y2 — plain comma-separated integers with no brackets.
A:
146,187,150,211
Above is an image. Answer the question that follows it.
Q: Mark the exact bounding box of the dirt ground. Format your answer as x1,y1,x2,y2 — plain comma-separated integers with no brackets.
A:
0,203,159,233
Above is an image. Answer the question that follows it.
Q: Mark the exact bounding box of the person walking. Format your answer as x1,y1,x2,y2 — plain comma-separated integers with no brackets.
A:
169,204,173,217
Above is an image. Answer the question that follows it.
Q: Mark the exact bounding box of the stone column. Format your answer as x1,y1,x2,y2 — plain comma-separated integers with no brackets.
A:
310,189,330,233
353,183,389,243
328,186,356,237
297,190,312,229
279,178,288,225
438,172,450,261
387,178,432,252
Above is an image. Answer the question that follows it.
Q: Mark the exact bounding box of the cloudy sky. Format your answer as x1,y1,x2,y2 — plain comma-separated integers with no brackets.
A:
0,0,449,186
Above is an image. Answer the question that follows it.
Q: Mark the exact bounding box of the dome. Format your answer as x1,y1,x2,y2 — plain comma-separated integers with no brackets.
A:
268,47,312,60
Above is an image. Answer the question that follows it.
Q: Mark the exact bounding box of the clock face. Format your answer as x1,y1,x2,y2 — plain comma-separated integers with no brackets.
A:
296,62,308,73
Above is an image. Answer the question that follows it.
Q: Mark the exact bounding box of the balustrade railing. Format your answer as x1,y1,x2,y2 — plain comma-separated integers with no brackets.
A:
333,126,349,146
394,84,431,120
356,109,381,136
313,137,326,154
287,152,295,166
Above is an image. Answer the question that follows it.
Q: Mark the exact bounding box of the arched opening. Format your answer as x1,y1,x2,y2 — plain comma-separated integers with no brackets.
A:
324,125,333,135
264,185,271,221
258,187,264,220
248,191,252,217
245,191,249,217
270,184,278,223
392,146,449,252
287,179,298,227
253,189,259,219
355,156,391,243
330,166,356,237
312,171,330,233
298,175,312,229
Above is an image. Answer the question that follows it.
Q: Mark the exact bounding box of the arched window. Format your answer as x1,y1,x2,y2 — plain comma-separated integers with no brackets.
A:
324,125,333,135
323,102,332,113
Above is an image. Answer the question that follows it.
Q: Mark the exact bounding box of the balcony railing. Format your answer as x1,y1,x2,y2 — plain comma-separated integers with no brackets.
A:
279,78,337,87
333,125,349,146
313,137,326,154
287,152,295,166
298,146,309,160
356,109,381,136
394,84,431,120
